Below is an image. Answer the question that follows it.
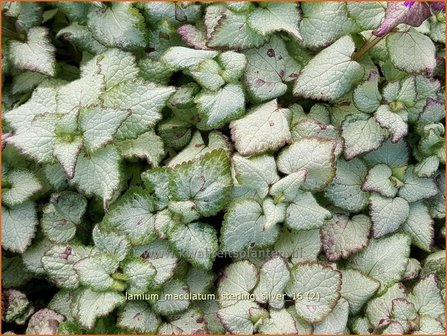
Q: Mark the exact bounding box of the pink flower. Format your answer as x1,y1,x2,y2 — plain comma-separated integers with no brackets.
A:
373,1,444,37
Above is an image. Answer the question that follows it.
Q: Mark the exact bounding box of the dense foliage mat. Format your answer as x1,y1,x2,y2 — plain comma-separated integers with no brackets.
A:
1,1,446,335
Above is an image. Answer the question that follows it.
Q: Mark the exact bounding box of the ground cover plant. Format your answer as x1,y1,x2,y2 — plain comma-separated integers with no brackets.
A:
1,1,446,335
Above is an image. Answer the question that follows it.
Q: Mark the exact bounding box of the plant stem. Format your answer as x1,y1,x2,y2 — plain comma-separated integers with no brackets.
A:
352,35,387,61
1,26,24,41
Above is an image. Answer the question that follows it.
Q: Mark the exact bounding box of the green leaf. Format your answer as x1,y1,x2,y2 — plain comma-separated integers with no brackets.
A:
139,1,201,26
2,170,42,207
230,99,292,156
79,106,130,152
117,302,160,334
398,167,438,203
277,137,336,190
87,2,146,50
353,79,382,113
221,199,280,253
153,279,190,315
365,283,406,327
2,256,33,289
104,188,157,245
369,194,410,238
168,222,218,270
73,288,125,329
299,2,358,48
26,309,65,335
11,71,47,95
350,316,373,334
285,262,342,323
169,200,200,224
232,153,279,199
92,226,130,262
274,228,321,264
54,136,83,179
72,145,121,208
158,117,192,150
216,51,247,82
41,192,87,243
391,298,417,333
218,301,266,334
57,22,107,54
416,315,446,334
270,170,307,202
401,201,434,252
122,258,156,294
133,241,178,287
419,98,445,127
205,7,267,50
161,47,218,70
56,74,103,116
387,29,436,74
167,131,230,167
74,254,119,291
418,124,445,162
8,114,57,164
188,59,225,91
430,14,446,43
47,191,87,225
217,260,258,308
141,167,171,211
247,2,302,40
81,49,139,90
170,149,232,217
382,77,416,107
117,130,164,167
285,191,331,231
22,238,52,275
408,274,444,320
253,256,290,309
364,139,409,168
177,23,209,50
262,198,287,231
403,258,422,281
102,79,175,140
41,245,94,289
3,2,42,32
158,308,208,334
374,105,408,143
428,171,445,219
325,158,370,212
313,298,349,334
9,27,55,76
138,56,174,85
382,321,405,334
362,164,398,197
340,269,380,315
341,113,388,160
196,300,225,334
186,267,214,295
2,202,37,253
243,36,300,102
321,214,371,261
195,84,245,129
346,2,386,30
56,2,89,24
289,118,343,156
349,234,410,293
2,289,31,323
257,308,298,334
294,35,363,101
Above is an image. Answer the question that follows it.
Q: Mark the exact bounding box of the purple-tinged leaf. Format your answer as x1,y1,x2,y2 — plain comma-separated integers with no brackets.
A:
373,2,431,37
